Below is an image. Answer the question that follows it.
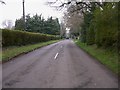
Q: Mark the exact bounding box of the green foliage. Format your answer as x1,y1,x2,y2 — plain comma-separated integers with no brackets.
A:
80,2,118,49
15,14,60,35
2,40,60,62
94,3,118,48
44,17,60,35
2,29,60,47
15,18,24,30
75,40,119,75
118,2,120,55
86,21,95,45
80,23,86,43
78,2,119,75
81,13,93,43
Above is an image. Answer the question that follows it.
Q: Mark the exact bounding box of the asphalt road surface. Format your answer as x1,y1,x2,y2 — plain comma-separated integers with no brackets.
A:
2,40,118,88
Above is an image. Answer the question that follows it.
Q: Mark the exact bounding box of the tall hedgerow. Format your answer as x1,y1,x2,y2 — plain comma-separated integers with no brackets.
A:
2,29,59,47
86,20,95,45
94,3,118,48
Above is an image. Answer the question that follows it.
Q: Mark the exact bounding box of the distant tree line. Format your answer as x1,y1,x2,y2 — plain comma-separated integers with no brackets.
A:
15,14,60,35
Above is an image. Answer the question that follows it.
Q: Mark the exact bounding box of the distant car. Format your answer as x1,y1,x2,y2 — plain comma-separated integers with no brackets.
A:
66,37,69,39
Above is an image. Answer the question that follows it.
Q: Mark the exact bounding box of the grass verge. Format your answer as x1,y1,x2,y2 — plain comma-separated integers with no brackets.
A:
2,40,61,63
74,40,119,76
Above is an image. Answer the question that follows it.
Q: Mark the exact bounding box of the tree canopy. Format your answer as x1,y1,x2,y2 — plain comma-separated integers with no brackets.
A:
51,1,118,49
15,14,60,35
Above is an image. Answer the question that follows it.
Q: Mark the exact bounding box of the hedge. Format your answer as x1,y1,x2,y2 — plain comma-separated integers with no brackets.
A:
94,3,118,48
2,29,60,47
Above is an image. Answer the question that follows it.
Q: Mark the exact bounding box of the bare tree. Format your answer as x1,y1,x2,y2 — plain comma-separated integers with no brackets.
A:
2,20,13,30
60,22,66,37
46,0,108,14
63,5,83,37
0,0,5,4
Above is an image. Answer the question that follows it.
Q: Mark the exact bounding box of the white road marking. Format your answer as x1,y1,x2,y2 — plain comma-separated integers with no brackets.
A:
61,45,63,48
54,53,59,60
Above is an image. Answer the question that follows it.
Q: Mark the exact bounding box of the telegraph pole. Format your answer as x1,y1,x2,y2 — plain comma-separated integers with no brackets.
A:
23,0,26,31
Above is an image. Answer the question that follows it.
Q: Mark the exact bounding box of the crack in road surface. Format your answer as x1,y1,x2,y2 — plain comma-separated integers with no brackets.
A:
2,40,118,88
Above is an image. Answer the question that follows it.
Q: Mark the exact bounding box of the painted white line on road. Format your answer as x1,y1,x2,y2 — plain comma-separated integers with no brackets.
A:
54,53,59,60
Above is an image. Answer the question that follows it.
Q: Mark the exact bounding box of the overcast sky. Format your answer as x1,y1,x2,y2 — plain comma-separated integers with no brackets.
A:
0,0,64,28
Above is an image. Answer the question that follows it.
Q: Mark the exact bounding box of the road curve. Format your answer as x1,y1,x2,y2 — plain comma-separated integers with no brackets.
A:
2,40,118,88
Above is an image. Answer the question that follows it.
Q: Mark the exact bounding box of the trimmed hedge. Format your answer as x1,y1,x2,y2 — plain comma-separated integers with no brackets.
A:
2,29,60,47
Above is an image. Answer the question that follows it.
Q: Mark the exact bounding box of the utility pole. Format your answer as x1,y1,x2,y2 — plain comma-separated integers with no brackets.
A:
23,0,26,31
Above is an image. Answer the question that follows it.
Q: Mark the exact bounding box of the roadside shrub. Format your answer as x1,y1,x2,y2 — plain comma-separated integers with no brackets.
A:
94,3,118,48
86,21,95,45
2,29,59,47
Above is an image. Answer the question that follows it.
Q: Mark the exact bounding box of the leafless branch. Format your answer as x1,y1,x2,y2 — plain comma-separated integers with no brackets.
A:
0,0,6,4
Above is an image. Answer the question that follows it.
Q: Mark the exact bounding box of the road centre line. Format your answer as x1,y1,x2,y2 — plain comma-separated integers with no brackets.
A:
54,53,59,60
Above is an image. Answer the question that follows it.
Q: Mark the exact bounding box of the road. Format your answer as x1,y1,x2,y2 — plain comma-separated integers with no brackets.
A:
2,40,118,88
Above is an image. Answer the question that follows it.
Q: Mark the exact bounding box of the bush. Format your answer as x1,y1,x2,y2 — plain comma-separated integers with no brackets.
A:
86,21,95,45
94,3,118,48
2,29,60,47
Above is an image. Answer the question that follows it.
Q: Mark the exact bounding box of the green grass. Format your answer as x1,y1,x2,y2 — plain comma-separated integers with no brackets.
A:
2,40,61,62
75,40,119,75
